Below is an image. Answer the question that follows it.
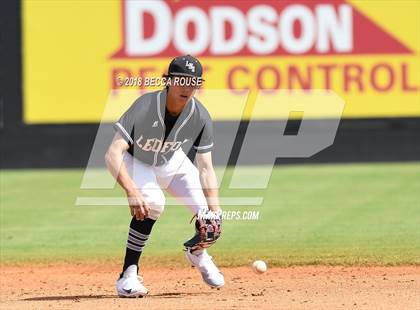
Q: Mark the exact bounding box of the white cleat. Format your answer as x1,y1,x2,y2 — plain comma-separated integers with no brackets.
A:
116,265,148,298
185,249,225,288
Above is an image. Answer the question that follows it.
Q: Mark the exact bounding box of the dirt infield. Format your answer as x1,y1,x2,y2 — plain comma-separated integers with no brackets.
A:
0,264,418,310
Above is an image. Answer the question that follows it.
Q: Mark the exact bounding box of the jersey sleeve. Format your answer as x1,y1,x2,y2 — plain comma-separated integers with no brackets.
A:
193,116,214,153
113,100,138,145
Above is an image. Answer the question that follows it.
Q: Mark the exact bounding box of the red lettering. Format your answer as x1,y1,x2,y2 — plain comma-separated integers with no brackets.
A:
257,65,280,90
344,64,364,92
317,64,337,89
370,63,394,92
401,63,418,92
111,67,132,89
138,67,156,91
227,66,250,94
288,65,312,90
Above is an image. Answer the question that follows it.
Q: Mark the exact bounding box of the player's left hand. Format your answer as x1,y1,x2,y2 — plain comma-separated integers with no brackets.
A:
184,209,222,252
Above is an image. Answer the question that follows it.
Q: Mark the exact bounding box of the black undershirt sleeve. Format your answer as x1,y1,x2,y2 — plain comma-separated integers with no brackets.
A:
193,118,214,153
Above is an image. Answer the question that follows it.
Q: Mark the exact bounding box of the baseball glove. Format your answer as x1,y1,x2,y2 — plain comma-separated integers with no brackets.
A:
183,209,222,252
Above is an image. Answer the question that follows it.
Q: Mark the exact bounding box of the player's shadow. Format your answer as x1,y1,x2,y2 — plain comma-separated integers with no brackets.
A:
23,291,211,301
23,295,115,301
150,292,212,299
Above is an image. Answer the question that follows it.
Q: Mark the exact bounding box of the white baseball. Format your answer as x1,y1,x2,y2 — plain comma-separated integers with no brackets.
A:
252,260,267,274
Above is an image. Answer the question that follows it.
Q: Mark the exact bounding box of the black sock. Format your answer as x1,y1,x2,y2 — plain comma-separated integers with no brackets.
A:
121,217,156,275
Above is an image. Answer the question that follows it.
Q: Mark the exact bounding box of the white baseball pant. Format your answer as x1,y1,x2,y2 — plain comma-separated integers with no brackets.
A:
123,149,208,220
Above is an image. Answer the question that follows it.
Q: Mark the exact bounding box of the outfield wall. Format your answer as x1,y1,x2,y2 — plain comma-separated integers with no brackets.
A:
1,119,419,169
0,1,419,168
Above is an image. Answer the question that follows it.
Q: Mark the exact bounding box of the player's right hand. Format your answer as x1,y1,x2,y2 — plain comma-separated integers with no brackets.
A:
126,189,150,221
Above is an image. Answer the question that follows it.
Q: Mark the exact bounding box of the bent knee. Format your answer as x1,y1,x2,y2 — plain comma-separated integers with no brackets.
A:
144,190,165,220
148,204,165,220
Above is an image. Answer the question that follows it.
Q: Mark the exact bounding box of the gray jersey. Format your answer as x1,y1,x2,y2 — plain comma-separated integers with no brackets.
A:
114,89,214,166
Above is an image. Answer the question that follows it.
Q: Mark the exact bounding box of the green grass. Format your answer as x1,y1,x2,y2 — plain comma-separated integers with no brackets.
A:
1,163,419,266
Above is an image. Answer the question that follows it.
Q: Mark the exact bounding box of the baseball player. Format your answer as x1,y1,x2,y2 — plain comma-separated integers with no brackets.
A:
105,55,224,297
